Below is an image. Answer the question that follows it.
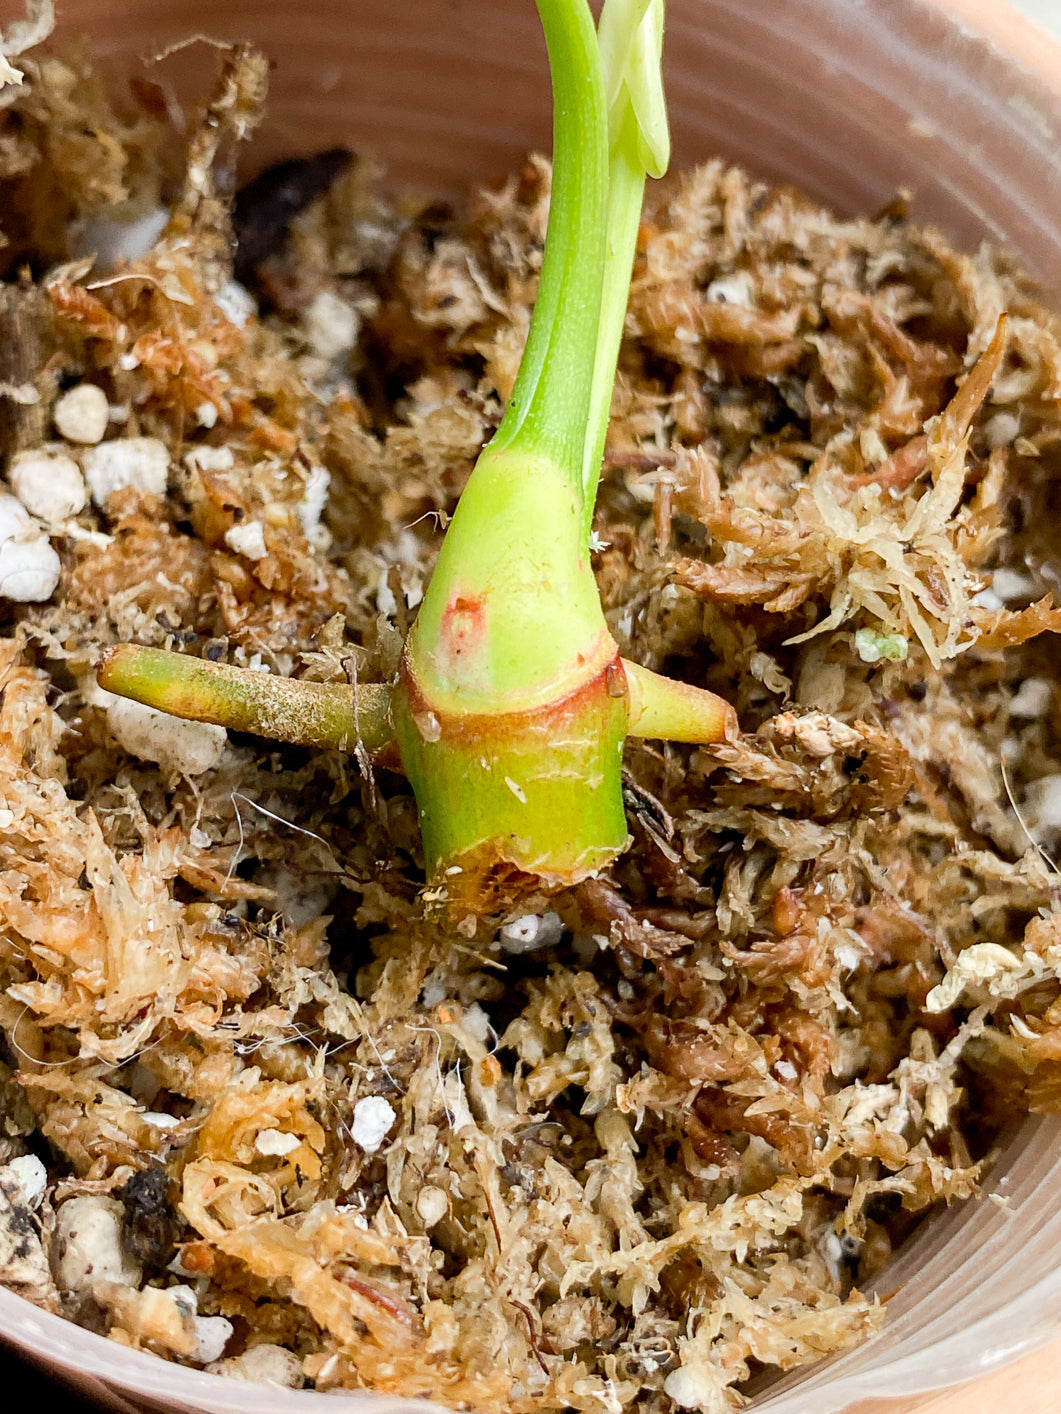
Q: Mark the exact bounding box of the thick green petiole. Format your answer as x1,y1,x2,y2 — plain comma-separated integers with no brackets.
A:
97,0,737,899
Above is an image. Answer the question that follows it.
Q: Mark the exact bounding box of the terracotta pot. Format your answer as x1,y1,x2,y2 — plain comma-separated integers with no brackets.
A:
1,2,1060,1411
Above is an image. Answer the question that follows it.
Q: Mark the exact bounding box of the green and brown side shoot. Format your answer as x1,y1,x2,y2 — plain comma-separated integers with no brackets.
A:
97,0,735,899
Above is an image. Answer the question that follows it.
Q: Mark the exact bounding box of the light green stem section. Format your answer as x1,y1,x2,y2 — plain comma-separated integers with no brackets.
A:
491,0,608,475
581,0,669,536
403,0,612,711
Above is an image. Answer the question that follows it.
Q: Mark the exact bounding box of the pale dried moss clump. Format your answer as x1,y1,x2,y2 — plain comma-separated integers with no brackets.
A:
3,40,1061,1414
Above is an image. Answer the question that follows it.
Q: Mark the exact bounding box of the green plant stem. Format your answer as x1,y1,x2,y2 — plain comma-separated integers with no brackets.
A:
93,0,740,900
581,0,668,533
580,120,646,530
491,0,608,475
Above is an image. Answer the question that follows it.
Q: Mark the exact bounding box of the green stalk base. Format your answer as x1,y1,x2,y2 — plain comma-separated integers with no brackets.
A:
393,641,630,894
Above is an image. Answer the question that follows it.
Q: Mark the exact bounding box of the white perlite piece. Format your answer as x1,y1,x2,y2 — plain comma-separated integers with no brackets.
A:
216,278,257,329
190,1315,234,1365
184,444,235,474
0,1168,56,1309
51,1195,141,1293
991,566,1038,602
304,288,359,360
224,520,268,560
107,697,227,775
415,1185,448,1228
6,1154,47,1206
8,448,87,523
298,463,331,547
82,436,169,505
209,1343,304,1388
499,910,565,954
255,1128,301,1157
1010,677,1052,718
0,535,60,602
53,383,109,444
350,1096,396,1153
1024,773,1061,835
78,205,170,270
705,271,755,307
0,491,32,542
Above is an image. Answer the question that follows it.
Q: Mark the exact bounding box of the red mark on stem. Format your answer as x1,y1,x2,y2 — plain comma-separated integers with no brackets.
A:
440,592,487,660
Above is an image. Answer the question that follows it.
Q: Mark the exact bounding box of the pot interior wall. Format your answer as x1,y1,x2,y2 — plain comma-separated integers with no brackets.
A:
2,1,1061,1410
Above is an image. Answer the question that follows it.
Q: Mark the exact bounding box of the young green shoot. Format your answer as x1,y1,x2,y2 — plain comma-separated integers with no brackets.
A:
97,0,735,902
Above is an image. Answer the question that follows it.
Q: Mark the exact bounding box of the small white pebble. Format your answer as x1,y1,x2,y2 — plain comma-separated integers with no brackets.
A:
54,384,110,444
106,698,227,775
216,279,257,329
82,436,169,505
190,1314,234,1365
1010,677,1052,718
209,1344,304,1388
52,1195,141,1293
224,521,268,561
304,288,359,360
255,1128,301,1157
499,910,565,955
0,491,33,543
0,536,61,602
195,401,218,429
6,1154,47,1206
415,1185,449,1228
8,448,87,523
350,1096,396,1154
774,1060,798,1081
